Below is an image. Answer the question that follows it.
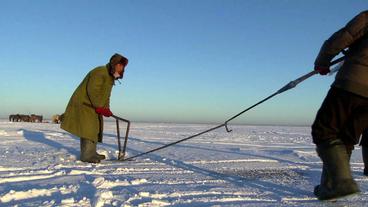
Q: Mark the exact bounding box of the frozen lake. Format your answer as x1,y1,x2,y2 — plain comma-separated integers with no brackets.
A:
0,120,367,206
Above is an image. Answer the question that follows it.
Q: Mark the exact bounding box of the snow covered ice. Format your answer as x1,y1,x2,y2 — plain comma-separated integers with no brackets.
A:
0,119,367,206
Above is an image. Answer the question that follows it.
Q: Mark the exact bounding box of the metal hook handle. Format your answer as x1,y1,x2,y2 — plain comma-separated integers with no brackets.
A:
112,115,131,160
224,122,232,133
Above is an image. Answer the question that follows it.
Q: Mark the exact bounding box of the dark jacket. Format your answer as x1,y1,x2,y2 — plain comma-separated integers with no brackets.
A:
61,65,114,142
315,11,368,97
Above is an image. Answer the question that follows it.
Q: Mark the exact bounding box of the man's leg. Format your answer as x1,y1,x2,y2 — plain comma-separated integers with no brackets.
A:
312,88,362,200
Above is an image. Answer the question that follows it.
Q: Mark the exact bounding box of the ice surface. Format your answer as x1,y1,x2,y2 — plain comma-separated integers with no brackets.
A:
0,120,367,206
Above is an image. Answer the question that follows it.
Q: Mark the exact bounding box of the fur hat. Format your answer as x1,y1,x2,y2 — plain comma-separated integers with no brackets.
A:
108,53,128,77
109,53,128,67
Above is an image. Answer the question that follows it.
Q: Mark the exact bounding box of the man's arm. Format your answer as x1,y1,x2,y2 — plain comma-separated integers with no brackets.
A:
315,11,368,67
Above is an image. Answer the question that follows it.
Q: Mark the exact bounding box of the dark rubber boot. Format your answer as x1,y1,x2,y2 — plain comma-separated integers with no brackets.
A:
362,146,368,176
80,138,100,163
314,143,360,200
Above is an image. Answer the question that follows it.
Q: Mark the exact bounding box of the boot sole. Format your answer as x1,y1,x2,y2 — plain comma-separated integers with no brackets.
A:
97,155,106,160
322,191,360,202
80,159,101,164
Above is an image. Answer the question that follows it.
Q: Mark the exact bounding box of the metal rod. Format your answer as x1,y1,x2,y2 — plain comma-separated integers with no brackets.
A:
124,124,225,161
225,92,279,125
225,56,345,125
122,121,131,159
122,56,345,161
116,118,121,158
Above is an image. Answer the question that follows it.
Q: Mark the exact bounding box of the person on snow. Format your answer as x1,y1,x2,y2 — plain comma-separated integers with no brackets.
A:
360,129,368,176
312,10,368,200
61,53,128,163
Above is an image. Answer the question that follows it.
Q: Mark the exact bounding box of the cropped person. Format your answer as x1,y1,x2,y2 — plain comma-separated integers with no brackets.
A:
312,11,368,200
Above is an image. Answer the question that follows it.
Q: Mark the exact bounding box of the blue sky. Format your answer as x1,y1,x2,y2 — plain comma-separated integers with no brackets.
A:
0,0,366,125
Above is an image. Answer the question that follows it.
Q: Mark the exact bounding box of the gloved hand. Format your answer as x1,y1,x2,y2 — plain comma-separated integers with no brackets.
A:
95,107,113,117
314,65,330,75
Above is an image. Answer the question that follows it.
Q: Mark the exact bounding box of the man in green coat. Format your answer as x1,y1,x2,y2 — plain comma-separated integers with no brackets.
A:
312,11,368,200
61,53,128,163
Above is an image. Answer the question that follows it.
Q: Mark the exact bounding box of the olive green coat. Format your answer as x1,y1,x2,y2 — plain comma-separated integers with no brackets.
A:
61,65,114,142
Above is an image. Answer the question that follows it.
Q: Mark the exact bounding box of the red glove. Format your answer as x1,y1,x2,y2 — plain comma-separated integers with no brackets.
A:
95,107,113,117
314,65,330,75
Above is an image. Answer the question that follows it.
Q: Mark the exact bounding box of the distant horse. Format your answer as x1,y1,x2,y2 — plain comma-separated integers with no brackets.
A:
30,114,43,123
20,115,31,122
9,114,42,122
9,114,21,122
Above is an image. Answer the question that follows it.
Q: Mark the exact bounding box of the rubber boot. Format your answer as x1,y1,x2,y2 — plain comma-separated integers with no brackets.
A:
362,146,368,176
314,145,353,194
80,138,100,163
314,143,360,200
